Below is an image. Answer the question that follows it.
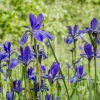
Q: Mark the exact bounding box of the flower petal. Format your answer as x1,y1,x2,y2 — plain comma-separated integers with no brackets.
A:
19,33,28,46
65,36,73,44
9,58,20,70
33,30,45,42
90,18,98,30
29,13,36,30
73,25,78,35
68,26,72,34
36,13,44,29
40,65,46,72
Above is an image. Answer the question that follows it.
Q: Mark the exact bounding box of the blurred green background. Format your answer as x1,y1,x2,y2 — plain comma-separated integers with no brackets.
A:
1,0,100,99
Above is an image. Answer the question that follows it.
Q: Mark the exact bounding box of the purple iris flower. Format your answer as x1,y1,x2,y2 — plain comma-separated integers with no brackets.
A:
26,66,36,81
9,46,35,69
70,65,87,84
12,80,24,94
19,13,53,46
41,62,64,84
45,94,59,100
78,18,100,45
74,42,100,64
6,92,13,100
65,25,79,44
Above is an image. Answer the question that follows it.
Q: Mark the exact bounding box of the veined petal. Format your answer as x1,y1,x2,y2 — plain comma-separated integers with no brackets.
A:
68,26,72,34
29,13,36,30
19,33,28,46
9,58,21,70
65,36,73,44
73,25,78,35
33,30,45,42
90,18,98,30
43,31,53,41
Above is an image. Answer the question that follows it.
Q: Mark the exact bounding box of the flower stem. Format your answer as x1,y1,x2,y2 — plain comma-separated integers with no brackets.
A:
48,39,70,100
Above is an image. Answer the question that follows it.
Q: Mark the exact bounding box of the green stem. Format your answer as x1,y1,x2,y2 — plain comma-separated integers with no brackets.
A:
48,39,70,100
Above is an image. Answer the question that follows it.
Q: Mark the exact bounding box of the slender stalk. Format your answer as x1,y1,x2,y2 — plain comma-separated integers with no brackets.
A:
88,60,92,100
74,41,76,63
48,39,70,100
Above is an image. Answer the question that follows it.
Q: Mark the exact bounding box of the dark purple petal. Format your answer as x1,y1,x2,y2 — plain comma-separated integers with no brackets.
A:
65,36,73,44
84,42,93,57
73,25,78,35
0,52,8,61
90,18,98,30
9,58,21,70
33,30,45,42
29,13,36,30
19,33,28,46
23,46,31,64
78,65,84,76
50,62,60,79
68,26,72,34
36,13,44,29
45,94,50,100
43,31,53,41
40,65,46,72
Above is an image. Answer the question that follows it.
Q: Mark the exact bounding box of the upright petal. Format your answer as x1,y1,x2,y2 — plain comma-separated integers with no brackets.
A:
19,33,28,46
23,46,31,64
68,26,72,34
90,18,98,30
6,92,13,100
78,65,84,77
40,65,46,72
73,25,78,35
50,62,60,79
36,13,44,29
29,13,36,30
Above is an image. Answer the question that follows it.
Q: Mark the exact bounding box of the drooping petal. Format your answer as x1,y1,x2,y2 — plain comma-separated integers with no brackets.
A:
29,13,36,30
70,76,78,84
19,33,28,46
6,92,13,100
73,25,78,35
74,57,81,64
65,36,73,44
33,30,45,42
68,26,72,34
23,46,31,64
90,18,98,30
78,29,89,34
50,62,60,79
9,58,21,70
36,13,44,29
43,31,53,41
0,52,8,61
40,65,46,72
